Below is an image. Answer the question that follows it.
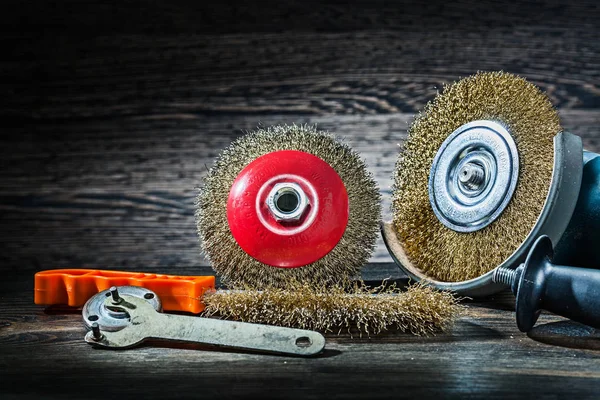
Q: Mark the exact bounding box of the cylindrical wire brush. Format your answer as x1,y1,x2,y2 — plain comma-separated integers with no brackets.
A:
202,282,462,337
196,124,462,335
382,71,599,296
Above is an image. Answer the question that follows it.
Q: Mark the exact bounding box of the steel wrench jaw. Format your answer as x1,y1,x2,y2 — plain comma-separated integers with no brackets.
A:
85,294,155,348
84,290,326,357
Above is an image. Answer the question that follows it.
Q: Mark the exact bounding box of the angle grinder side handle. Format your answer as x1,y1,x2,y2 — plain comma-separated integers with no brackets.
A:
540,263,600,330
507,235,600,332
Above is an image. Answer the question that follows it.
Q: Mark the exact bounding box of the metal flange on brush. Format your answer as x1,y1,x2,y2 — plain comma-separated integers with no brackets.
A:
382,71,599,297
427,120,521,233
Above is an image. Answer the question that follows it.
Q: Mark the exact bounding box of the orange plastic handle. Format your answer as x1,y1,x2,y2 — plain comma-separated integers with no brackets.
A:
34,269,215,314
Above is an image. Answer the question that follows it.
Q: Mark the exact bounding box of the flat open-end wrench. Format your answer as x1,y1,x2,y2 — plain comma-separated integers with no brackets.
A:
84,287,325,357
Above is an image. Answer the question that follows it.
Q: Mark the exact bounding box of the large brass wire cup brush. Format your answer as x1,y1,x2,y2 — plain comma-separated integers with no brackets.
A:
382,71,599,297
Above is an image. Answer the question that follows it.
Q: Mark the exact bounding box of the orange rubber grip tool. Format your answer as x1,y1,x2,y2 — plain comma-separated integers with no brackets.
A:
34,269,215,314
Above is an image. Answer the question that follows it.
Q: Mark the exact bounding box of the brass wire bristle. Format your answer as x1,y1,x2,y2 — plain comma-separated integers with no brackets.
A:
202,281,463,337
196,124,462,335
392,71,561,282
195,124,381,289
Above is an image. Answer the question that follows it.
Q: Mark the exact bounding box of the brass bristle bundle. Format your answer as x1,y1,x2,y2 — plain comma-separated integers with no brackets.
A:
392,71,561,282
195,124,381,289
197,124,463,336
202,281,462,337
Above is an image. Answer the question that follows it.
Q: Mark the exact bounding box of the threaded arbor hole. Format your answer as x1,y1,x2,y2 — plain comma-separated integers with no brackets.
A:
275,190,300,213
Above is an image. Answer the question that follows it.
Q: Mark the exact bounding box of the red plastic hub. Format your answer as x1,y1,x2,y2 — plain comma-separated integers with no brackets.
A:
227,150,349,268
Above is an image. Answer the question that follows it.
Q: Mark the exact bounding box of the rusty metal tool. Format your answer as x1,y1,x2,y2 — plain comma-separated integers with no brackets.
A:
84,286,326,357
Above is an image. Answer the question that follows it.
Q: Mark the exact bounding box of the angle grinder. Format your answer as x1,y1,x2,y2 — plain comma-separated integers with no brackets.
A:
382,71,600,297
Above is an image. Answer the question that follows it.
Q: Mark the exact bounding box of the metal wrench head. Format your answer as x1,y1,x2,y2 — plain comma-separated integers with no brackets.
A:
82,286,161,332
84,291,326,356
85,294,158,348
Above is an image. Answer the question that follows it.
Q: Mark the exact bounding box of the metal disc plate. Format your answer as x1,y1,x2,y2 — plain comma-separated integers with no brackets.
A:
82,286,161,331
429,120,519,232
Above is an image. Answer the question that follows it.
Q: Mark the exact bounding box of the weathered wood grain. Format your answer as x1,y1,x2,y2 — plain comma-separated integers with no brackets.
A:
2,0,598,35
1,1,599,120
1,269,599,399
3,30,600,119
1,1,600,398
1,111,599,272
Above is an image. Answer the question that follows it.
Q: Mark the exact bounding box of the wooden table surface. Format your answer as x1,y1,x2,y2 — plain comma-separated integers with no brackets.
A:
1,1,599,398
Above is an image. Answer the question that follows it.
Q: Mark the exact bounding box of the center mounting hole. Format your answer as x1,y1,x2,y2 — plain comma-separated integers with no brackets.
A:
295,336,312,348
458,161,487,191
106,306,130,319
275,190,300,213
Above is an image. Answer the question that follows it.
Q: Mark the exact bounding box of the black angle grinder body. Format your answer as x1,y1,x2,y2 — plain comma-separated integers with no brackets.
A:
553,151,600,268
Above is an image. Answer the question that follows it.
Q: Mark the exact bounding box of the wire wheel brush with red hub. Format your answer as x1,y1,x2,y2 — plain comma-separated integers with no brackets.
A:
196,124,381,289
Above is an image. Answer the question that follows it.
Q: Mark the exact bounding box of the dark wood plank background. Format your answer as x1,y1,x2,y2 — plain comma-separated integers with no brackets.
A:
1,1,599,398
